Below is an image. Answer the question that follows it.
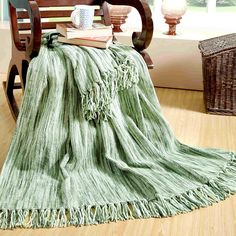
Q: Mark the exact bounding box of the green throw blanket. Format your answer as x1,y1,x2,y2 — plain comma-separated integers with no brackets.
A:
1,33,236,229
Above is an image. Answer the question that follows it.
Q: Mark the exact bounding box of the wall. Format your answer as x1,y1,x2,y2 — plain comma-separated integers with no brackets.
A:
0,24,11,75
116,34,204,90
150,38,203,90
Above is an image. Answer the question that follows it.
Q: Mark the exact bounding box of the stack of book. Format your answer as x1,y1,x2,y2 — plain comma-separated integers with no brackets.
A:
56,23,113,49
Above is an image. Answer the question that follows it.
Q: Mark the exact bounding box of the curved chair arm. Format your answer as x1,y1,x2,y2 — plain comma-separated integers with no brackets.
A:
106,0,153,51
9,0,42,59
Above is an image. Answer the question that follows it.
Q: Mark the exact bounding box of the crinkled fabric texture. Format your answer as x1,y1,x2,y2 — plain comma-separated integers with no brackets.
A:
0,34,236,229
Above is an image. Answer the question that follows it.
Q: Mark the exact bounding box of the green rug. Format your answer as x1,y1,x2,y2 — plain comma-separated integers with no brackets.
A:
0,33,236,229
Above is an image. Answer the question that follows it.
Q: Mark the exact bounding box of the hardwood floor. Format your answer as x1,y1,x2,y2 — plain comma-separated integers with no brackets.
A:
0,74,236,236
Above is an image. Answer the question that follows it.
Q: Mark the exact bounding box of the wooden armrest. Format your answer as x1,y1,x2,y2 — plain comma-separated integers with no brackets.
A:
106,0,153,51
9,0,42,59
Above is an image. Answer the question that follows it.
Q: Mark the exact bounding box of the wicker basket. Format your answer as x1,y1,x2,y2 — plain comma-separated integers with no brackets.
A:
199,33,236,115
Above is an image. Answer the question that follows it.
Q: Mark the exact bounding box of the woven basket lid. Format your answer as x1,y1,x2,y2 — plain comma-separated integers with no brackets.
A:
199,33,236,57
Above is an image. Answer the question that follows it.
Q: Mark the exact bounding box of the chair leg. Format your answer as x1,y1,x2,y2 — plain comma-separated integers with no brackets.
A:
21,60,29,91
2,63,21,121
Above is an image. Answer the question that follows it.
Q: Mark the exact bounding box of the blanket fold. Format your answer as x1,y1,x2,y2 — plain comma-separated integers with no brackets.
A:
0,32,236,229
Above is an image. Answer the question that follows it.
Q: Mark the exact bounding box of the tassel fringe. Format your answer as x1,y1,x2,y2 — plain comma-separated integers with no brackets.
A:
1,152,236,229
81,56,139,121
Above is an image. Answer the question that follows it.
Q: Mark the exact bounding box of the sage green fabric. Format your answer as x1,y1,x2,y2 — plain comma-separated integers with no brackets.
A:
0,33,236,229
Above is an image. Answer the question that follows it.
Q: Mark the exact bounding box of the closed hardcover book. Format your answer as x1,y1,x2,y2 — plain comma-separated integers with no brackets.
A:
56,23,113,39
58,35,113,49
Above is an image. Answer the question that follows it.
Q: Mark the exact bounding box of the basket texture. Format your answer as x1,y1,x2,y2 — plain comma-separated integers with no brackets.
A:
199,33,236,115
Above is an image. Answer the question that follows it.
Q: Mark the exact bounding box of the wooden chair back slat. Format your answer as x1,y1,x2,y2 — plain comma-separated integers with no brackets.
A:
17,8,103,19
18,18,104,31
19,34,31,41
18,21,69,30
35,0,100,7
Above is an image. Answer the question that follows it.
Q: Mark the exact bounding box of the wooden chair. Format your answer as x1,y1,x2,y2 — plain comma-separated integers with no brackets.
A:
3,0,154,121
